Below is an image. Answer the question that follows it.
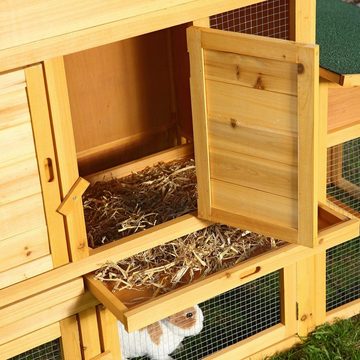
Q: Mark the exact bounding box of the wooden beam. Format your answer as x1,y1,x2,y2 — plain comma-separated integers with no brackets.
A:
60,316,82,360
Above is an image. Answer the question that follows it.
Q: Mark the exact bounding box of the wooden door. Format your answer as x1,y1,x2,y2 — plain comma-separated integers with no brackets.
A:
188,27,319,247
0,66,68,288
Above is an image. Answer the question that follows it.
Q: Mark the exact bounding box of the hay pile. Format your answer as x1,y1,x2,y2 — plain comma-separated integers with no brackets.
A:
83,159,197,247
95,226,282,297
84,158,284,296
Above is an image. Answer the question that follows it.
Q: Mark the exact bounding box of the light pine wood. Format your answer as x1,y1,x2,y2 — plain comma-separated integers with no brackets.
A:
328,122,360,147
0,254,53,289
314,252,326,326
122,245,305,332
328,87,360,131
85,275,129,324
0,226,49,272
60,316,82,360
0,291,98,346
208,116,298,166
204,324,286,360
86,144,193,183
0,89,30,129
90,351,113,360
0,69,25,95
0,193,47,241
210,148,298,199
297,45,319,247
211,208,299,243
342,74,360,87
0,122,36,164
206,79,298,135
44,57,89,261
281,265,297,336
290,0,316,43
319,79,329,203
0,213,210,307
187,26,212,219
318,218,359,246
0,278,84,328
0,322,61,360
57,177,90,216
25,63,69,267
296,256,316,336
326,298,360,323
243,335,300,360
204,50,298,96
0,0,264,72
79,307,102,360
0,156,41,205
192,17,210,27
97,306,122,360
212,179,298,229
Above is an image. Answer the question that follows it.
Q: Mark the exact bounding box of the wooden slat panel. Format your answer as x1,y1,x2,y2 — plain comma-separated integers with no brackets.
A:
208,117,297,166
0,226,49,272
206,80,298,136
0,277,84,328
0,69,25,95
0,89,30,129
212,179,298,229
0,193,47,241
328,87,360,132
0,155,41,205
0,122,36,164
210,148,298,199
0,291,98,345
0,254,53,289
0,323,61,360
205,49,298,95
200,27,300,63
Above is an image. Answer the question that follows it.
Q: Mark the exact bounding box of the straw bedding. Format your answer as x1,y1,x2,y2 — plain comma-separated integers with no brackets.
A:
83,158,283,295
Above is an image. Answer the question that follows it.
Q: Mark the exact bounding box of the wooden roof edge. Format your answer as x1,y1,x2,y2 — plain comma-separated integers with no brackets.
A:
320,67,360,87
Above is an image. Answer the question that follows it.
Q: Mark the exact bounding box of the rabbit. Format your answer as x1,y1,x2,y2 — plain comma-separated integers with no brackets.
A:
119,304,204,360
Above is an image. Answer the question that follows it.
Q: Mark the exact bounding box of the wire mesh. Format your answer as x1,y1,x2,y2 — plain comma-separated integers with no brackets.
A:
120,271,281,360
327,138,360,218
326,236,360,312
8,339,62,360
210,0,289,40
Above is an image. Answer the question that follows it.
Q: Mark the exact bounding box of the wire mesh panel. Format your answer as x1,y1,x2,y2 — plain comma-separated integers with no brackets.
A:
210,0,289,39
327,138,360,217
326,236,360,312
119,271,281,360
8,339,62,360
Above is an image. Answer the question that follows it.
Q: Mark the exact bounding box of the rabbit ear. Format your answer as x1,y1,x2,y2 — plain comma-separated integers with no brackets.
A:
146,321,163,345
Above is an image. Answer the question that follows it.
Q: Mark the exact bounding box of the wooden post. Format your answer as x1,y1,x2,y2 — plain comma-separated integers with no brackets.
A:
60,316,82,360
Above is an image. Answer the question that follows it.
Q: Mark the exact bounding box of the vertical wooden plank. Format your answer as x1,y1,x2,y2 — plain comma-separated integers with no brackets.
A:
318,79,329,203
296,256,316,336
79,307,102,360
44,57,89,261
187,27,211,219
297,45,319,247
25,64,69,267
290,0,316,43
314,252,327,326
60,316,82,360
97,306,122,360
280,265,297,337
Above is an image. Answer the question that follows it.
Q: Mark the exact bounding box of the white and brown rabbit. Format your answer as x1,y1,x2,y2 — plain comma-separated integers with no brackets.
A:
119,305,204,360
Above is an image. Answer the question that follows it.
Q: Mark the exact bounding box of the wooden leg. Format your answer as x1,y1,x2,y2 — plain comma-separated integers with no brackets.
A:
60,316,82,360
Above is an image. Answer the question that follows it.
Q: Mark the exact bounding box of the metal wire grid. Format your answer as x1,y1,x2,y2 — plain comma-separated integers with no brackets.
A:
326,236,360,312
210,0,289,40
327,138,360,218
8,339,62,360
121,271,281,360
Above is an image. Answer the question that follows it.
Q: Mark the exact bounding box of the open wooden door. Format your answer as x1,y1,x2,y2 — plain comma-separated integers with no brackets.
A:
188,26,319,247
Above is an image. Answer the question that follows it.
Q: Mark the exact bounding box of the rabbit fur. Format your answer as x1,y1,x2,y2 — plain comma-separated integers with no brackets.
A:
119,305,204,360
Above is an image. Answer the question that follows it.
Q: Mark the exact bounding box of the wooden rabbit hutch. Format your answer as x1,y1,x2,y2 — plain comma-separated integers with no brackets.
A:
0,0,359,359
